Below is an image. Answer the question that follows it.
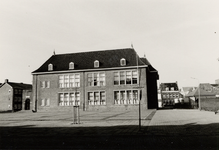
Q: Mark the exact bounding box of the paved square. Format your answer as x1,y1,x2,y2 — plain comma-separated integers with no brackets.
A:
0,109,219,149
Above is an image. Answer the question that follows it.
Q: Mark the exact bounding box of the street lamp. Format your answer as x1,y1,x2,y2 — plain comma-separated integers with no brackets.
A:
191,77,201,110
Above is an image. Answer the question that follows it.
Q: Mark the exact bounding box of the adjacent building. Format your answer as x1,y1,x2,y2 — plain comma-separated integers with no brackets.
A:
0,79,32,112
160,82,182,108
32,48,159,111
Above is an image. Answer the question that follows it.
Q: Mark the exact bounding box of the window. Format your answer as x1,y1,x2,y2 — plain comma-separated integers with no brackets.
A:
41,81,50,88
171,87,174,91
114,90,139,105
165,87,169,91
120,58,126,66
87,72,105,86
88,91,106,105
114,70,138,85
46,99,50,106
41,98,50,106
114,72,119,85
94,60,99,68
120,71,125,85
126,71,131,84
69,62,74,69
59,74,80,88
41,99,45,106
59,92,80,106
48,64,53,71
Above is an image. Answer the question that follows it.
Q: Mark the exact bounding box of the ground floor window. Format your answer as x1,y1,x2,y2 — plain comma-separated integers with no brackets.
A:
88,91,106,105
59,92,80,106
114,90,139,105
41,98,50,106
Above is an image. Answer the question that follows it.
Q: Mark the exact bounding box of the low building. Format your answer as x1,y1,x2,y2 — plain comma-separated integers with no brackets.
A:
32,48,159,111
0,79,32,112
186,83,219,110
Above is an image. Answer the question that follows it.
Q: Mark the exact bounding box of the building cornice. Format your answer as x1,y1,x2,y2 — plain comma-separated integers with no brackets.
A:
32,65,148,75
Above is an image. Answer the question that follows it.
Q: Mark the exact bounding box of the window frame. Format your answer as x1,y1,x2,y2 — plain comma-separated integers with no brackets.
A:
58,92,80,106
120,58,126,66
69,62,74,70
59,74,80,88
88,91,106,106
87,72,105,87
113,70,138,86
114,89,139,105
48,63,53,71
94,60,99,68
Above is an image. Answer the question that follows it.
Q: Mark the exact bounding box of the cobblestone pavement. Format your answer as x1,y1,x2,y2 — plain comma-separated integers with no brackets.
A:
0,109,219,149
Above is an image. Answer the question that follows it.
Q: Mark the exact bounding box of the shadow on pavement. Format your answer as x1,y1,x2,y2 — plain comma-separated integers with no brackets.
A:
0,123,219,149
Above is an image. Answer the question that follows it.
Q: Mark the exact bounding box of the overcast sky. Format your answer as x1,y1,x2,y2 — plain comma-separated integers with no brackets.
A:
1,0,219,88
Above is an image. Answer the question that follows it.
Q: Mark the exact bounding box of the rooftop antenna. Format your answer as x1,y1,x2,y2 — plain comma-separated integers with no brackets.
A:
53,49,56,55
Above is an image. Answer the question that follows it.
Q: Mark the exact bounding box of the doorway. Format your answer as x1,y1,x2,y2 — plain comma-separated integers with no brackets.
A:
25,99,30,110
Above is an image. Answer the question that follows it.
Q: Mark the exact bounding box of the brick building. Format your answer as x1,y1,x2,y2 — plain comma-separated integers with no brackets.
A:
0,79,32,112
32,48,159,111
160,82,182,108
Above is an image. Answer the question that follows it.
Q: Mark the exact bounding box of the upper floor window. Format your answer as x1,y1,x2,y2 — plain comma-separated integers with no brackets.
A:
120,58,126,66
114,70,138,85
41,81,50,88
59,74,80,88
69,62,74,69
94,60,99,68
88,72,105,86
48,64,53,71
165,87,169,91
171,87,174,91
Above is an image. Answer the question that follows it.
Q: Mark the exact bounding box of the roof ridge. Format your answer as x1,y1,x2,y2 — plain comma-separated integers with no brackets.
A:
54,48,134,56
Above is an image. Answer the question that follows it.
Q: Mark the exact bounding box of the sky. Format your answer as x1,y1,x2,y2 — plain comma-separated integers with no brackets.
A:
1,0,219,88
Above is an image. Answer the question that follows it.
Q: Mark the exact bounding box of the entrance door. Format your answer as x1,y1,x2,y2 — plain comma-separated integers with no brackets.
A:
25,99,30,110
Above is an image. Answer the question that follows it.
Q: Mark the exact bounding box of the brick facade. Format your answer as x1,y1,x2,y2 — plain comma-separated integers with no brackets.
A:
32,48,159,111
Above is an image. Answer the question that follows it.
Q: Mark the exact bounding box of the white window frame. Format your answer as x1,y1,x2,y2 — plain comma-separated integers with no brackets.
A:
114,70,138,85
69,62,74,70
41,99,45,106
87,72,105,87
114,89,139,105
48,63,53,71
88,91,106,106
41,98,50,106
41,81,50,88
59,74,80,88
120,58,126,66
58,92,80,106
94,60,99,68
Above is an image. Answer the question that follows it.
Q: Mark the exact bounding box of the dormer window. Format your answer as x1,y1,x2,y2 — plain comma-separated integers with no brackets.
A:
120,58,126,66
94,60,99,68
48,63,53,71
69,62,74,69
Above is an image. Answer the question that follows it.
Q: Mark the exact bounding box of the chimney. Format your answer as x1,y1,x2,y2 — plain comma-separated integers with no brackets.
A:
5,79,8,83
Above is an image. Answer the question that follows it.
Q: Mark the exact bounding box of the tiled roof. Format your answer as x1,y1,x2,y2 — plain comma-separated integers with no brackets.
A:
7,82,32,90
32,48,151,73
140,57,157,72
160,82,179,91
186,88,216,97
